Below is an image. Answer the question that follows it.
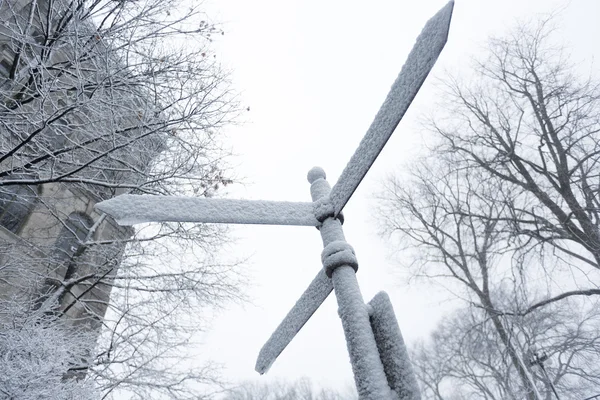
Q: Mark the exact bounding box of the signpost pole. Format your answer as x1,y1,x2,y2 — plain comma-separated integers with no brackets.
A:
308,167,393,400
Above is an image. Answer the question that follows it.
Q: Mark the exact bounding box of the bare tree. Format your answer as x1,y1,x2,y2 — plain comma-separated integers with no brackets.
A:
430,17,600,273
0,297,99,400
379,154,600,399
410,300,600,400
379,162,542,399
0,0,235,195
377,16,600,400
0,0,241,398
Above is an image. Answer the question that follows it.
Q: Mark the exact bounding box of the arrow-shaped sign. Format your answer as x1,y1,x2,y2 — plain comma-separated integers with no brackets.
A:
329,1,454,217
368,291,420,400
95,194,319,226
255,269,333,374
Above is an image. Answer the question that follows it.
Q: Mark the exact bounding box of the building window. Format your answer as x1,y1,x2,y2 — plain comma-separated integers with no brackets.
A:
0,59,12,76
47,118,69,150
0,184,38,233
54,213,94,263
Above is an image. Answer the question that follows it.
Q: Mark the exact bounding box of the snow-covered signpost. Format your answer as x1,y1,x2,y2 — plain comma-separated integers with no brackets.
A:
96,3,453,399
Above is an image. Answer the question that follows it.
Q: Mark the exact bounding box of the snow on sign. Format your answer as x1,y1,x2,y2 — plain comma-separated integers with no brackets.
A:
96,2,453,399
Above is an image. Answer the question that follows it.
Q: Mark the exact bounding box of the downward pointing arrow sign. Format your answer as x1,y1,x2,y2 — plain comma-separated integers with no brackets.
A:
255,270,333,374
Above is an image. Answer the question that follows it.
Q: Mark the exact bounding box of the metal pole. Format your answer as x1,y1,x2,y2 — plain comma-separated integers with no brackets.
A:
308,167,394,400
538,360,561,400
513,345,543,400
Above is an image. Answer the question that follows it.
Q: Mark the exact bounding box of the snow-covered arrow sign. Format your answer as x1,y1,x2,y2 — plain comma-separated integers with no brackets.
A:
94,196,320,227
330,1,454,217
96,2,453,399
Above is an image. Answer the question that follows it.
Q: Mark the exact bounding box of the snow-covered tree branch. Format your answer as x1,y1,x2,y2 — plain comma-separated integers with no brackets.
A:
377,15,600,400
0,0,241,398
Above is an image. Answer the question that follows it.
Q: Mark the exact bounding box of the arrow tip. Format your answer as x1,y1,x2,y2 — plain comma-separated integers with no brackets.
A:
434,1,454,36
255,353,274,375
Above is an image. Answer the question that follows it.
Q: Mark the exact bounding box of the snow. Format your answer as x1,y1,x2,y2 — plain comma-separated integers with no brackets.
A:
312,196,336,223
368,292,421,400
321,240,358,277
331,266,394,399
255,269,334,374
329,0,454,216
95,194,320,226
307,166,327,184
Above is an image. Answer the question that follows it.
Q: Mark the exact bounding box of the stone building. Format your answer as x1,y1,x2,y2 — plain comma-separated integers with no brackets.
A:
0,0,158,334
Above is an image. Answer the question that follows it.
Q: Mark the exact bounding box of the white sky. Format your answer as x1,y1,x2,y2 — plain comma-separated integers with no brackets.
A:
195,0,600,394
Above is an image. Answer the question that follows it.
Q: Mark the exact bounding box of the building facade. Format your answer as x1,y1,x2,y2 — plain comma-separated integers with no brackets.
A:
0,0,150,338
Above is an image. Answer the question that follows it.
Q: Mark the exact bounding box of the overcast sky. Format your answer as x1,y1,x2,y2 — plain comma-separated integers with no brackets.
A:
196,0,600,393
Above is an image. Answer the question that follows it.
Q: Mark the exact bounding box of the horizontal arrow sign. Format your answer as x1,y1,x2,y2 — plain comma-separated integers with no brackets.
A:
329,1,454,216
255,269,333,374
95,194,320,226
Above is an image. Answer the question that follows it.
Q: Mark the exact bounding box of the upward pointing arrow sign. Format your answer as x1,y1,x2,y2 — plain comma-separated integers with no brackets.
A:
329,0,454,216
